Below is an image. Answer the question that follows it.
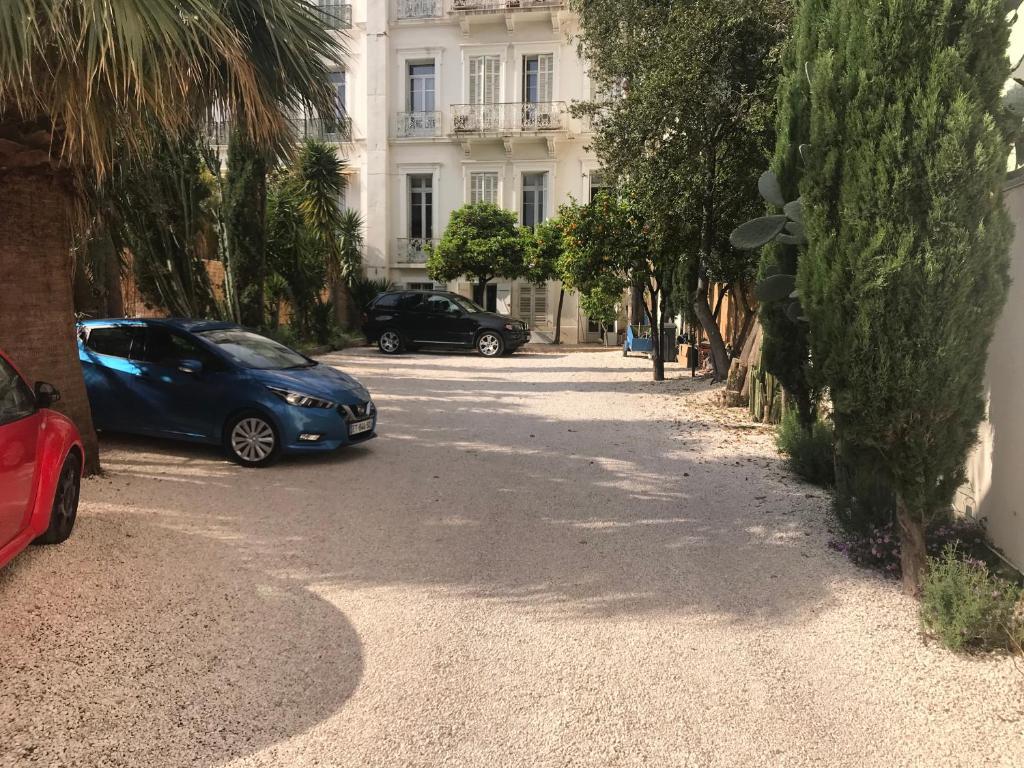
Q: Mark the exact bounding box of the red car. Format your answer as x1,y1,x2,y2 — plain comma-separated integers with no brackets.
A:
0,348,83,569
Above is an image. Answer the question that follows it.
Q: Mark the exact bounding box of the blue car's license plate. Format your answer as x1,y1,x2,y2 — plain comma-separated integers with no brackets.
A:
349,418,373,436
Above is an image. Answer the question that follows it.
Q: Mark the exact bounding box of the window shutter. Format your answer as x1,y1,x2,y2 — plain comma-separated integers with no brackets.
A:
534,285,548,321
485,57,501,104
469,57,483,105
518,289,532,319
538,55,553,103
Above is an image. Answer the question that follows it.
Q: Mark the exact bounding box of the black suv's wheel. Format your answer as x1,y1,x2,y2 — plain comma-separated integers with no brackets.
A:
35,452,80,545
378,329,403,355
225,411,281,468
477,331,505,358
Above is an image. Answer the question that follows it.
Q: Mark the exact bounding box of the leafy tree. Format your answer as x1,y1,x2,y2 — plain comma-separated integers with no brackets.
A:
426,203,529,299
571,0,790,379
799,0,1013,592
578,281,620,339
224,131,270,328
526,217,568,344
0,0,343,472
104,132,220,318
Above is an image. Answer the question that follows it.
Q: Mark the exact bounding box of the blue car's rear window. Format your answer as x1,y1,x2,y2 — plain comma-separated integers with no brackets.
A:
197,329,311,370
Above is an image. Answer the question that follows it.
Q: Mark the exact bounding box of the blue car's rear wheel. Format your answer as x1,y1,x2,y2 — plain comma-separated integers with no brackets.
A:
225,412,281,468
36,451,80,545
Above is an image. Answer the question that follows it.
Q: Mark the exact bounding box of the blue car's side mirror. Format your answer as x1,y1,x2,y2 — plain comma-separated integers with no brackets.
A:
178,359,203,375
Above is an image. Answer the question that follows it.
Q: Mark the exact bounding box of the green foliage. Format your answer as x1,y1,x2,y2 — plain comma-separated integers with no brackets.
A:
105,132,219,317
294,141,352,275
570,0,791,369
349,276,396,312
756,0,823,428
558,192,647,298
578,282,620,331
426,203,529,288
920,546,1024,652
224,130,270,327
776,410,834,488
798,0,1013,554
337,208,366,283
525,216,566,284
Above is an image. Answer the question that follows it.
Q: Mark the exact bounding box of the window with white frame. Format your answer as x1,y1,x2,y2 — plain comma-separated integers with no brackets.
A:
523,54,553,104
409,174,433,240
470,172,499,205
589,171,609,203
329,71,347,115
522,172,547,229
468,56,501,105
408,62,436,112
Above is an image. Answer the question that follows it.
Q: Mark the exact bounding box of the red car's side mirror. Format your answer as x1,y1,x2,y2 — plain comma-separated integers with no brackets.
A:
34,381,61,409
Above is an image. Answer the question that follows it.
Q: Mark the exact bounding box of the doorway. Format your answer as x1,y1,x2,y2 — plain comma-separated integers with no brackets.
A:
473,283,498,313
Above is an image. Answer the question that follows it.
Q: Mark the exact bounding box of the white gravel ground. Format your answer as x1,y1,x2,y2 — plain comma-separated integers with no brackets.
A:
1,348,1021,767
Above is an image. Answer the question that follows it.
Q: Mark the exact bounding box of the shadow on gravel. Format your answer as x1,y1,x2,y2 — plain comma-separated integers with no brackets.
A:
0,498,364,767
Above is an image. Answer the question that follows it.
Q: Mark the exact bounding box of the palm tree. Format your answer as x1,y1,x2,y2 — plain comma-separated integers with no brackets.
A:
337,209,367,326
0,0,344,472
292,140,359,329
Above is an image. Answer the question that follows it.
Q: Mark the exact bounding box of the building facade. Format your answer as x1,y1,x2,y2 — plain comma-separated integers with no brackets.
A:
317,0,603,343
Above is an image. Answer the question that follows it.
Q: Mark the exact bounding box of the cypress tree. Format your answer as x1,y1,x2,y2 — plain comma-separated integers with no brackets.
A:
800,0,1013,592
759,0,826,429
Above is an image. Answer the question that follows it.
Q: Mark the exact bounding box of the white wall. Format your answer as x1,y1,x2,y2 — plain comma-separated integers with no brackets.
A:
333,1,599,340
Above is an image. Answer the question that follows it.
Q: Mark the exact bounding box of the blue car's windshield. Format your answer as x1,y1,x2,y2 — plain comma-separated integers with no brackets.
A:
197,329,313,370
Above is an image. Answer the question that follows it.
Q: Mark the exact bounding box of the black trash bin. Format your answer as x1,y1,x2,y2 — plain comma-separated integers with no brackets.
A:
661,324,678,363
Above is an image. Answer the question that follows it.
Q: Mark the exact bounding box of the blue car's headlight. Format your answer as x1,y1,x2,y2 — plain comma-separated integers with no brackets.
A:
267,386,337,409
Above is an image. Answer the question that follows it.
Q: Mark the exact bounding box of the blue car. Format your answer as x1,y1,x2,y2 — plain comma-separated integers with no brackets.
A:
77,319,377,467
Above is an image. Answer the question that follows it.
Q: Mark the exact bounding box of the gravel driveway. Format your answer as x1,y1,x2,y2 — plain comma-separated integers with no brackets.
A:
2,348,1021,767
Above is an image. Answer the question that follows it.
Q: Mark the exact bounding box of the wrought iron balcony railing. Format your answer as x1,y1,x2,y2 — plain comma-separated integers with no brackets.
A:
311,1,352,29
204,116,352,146
449,0,561,11
395,238,436,264
451,102,567,134
395,111,443,138
397,0,441,18
288,116,353,142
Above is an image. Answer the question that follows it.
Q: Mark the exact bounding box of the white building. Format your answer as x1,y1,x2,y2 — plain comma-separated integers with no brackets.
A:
309,0,605,343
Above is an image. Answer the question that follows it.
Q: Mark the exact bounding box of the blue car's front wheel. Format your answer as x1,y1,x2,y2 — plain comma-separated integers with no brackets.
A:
225,411,281,468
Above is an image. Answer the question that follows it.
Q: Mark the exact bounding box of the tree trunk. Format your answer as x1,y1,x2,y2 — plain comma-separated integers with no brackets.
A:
553,288,565,345
329,270,352,331
694,273,730,380
896,498,928,595
645,286,665,382
0,173,101,474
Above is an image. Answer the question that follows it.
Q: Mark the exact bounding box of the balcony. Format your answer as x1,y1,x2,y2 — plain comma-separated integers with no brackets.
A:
311,1,352,29
203,116,352,147
449,0,561,10
288,116,353,142
448,0,562,31
451,102,567,134
395,238,436,265
395,111,443,139
397,0,441,19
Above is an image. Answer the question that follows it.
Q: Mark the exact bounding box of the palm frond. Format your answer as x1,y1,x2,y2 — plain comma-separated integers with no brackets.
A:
0,0,346,176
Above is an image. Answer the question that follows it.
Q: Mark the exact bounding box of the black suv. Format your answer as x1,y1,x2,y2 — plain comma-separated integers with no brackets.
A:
362,291,530,357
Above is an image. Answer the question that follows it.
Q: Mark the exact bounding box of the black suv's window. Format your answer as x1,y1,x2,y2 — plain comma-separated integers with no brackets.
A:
84,326,145,359
0,356,35,426
397,293,423,310
373,293,403,309
424,295,460,314
140,327,221,370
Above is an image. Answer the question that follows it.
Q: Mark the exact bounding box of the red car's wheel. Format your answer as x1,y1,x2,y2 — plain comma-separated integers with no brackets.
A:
35,452,80,545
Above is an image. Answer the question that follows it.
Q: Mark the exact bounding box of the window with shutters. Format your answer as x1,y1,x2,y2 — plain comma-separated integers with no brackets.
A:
470,172,499,205
518,284,549,327
521,172,547,229
523,54,553,104
468,56,501,105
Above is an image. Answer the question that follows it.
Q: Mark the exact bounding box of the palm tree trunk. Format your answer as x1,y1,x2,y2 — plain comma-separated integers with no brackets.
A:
0,173,100,474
